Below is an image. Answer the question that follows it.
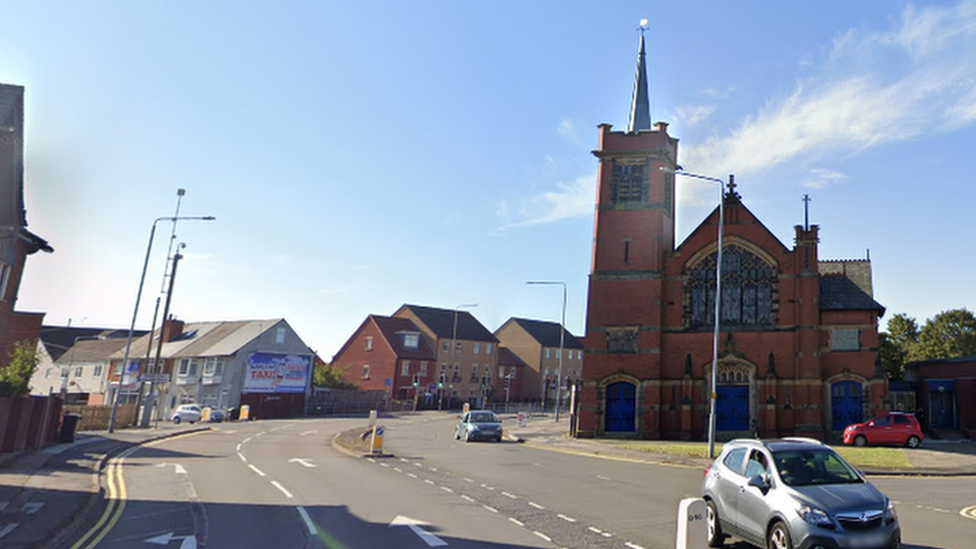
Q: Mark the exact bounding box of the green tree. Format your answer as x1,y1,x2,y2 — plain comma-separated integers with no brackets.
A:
915,308,976,360
0,340,40,397
313,362,358,389
879,313,920,380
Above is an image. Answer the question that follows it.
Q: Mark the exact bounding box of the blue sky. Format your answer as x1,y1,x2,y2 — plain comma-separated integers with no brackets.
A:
7,1,976,359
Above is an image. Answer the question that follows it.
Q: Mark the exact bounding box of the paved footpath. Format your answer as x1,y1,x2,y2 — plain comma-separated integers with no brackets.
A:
0,424,210,549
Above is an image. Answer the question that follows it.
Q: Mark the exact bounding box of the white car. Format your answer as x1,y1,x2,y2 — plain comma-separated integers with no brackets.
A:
172,404,202,424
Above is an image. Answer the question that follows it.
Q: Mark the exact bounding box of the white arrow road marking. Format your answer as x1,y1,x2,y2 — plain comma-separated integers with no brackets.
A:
961,505,976,522
299,430,317,436
21,502,44,514
144,532,198,547
156,463,188,474
288,458,316,468
0,524,19,540
390,516,447,547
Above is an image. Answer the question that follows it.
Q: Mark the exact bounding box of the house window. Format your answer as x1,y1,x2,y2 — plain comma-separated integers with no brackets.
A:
0,262,10,301
474,342,481,354
420,362,428,376
498,366,505,378
455,340,463,351
510,367,516,378
366,336,373,351
402,332,419,349
178,359,199,376
442,340,450,351
401,361,411,376
45,368,51,378
74,366,83,378
362,365,370,380
452,365,461,382
486,343,493,355
113,363,122,375
611,162,646,204
687,244,776,328
470,365,479,382
545,348,551,359
93,365,102,377
203,357,224,375
832,328,860,351
275,327,286,344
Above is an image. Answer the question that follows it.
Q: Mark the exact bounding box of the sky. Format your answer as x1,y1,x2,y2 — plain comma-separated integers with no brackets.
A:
5,1,976,360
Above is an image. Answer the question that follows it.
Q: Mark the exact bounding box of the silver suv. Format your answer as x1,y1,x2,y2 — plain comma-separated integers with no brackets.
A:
702,438,900,549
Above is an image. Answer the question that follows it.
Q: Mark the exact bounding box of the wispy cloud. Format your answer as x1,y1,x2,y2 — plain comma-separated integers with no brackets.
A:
557,118,577,139
676,104,718,127
683,1,976,177
495,173,595,231
804,168,847,189
701,86,736,100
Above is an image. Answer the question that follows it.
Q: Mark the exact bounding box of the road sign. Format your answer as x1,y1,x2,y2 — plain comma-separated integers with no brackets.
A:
139,374,170,383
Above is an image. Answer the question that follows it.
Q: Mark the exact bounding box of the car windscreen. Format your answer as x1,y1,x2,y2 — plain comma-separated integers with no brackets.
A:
772,449,863,487
470,413,497,423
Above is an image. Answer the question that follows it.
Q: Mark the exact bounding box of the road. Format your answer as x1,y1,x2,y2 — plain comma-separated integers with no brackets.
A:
58,413,976,549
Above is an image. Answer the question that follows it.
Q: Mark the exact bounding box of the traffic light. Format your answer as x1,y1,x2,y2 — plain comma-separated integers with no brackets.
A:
412,374,419,388
504,376,510,388
438,374,445,388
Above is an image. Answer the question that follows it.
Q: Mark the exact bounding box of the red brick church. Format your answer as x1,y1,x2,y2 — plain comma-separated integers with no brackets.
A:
576,33,888,441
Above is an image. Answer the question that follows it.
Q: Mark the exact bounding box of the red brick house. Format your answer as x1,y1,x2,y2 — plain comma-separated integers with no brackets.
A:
0,83,53,366
333,315,437,404
577,34,887,441
494,317,584,404
494,347,527,404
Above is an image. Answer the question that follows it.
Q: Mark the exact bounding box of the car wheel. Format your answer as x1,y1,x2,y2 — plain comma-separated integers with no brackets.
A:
173,416,181,424
706,500,725,547
767,521,793,549
495,435,502,443
854,435,867,447
907,435,921,448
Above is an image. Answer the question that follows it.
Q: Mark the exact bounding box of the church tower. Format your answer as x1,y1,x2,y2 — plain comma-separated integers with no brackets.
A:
578,30,678,437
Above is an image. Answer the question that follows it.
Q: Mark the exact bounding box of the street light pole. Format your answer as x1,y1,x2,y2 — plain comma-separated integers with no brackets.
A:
665,167,726,459
108,215,215,433
526,281,567,422
451,303,478,409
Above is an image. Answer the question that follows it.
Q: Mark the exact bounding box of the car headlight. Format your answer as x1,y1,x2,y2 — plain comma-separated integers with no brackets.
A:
884,499,897,522
468,424,480,431
797,505,832,527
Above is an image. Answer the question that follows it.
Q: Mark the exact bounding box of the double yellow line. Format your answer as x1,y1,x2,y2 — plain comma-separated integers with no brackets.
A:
70,431,211,549
69,445,137,549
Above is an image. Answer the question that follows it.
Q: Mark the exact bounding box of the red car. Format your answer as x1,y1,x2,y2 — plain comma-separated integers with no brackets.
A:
843,411,924,448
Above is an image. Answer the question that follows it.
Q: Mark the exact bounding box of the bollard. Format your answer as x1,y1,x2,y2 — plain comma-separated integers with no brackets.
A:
675,497,706,549
370,425,385,454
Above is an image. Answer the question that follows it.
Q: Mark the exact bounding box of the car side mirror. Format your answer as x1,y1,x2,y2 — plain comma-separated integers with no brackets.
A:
748,475,770,494
867,421,875,427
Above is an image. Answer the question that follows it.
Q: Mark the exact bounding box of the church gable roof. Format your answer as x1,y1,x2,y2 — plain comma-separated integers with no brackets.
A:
675,183,791,259
819,274,886,313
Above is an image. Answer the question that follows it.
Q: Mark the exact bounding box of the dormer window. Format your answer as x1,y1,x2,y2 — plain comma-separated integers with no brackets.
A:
401,332,420,350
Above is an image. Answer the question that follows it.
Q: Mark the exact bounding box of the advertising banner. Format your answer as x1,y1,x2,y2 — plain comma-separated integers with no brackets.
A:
244,352,311,394
122,360,140,388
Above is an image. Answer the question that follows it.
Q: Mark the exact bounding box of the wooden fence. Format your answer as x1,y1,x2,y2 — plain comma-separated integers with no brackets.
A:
0,395,62,453
63,404,137,432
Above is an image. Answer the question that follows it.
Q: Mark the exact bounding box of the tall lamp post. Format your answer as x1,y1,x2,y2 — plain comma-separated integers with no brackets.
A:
451,303,478,409
108,215,215,433
664,167,726,459
526,281,567,422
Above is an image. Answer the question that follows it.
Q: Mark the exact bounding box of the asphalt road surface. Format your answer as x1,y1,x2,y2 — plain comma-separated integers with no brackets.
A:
57,414,976,549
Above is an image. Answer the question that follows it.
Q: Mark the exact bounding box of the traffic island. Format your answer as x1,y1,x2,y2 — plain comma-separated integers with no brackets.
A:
333,427,393,458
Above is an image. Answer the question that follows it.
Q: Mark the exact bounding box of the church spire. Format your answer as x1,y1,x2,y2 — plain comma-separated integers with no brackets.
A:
627,22,651,133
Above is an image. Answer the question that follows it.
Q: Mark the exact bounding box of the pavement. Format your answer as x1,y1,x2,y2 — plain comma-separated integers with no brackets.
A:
0,422,212,549
1,413,975,548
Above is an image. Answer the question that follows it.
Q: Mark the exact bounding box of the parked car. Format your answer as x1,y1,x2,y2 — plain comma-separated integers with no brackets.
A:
171,404,203,424
455,410,503,442
703,438,900,549
207,408,225,422
843,411,923,448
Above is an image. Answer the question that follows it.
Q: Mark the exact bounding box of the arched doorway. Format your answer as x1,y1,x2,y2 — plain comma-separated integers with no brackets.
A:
605,381,637,432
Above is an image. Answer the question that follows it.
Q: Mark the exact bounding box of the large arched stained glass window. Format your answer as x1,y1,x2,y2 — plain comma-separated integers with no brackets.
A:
687,244,776,328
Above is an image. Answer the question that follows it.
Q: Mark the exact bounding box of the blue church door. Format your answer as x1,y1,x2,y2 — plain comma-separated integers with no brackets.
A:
716,385,749,431
605,382,636,432
831,381,863,431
